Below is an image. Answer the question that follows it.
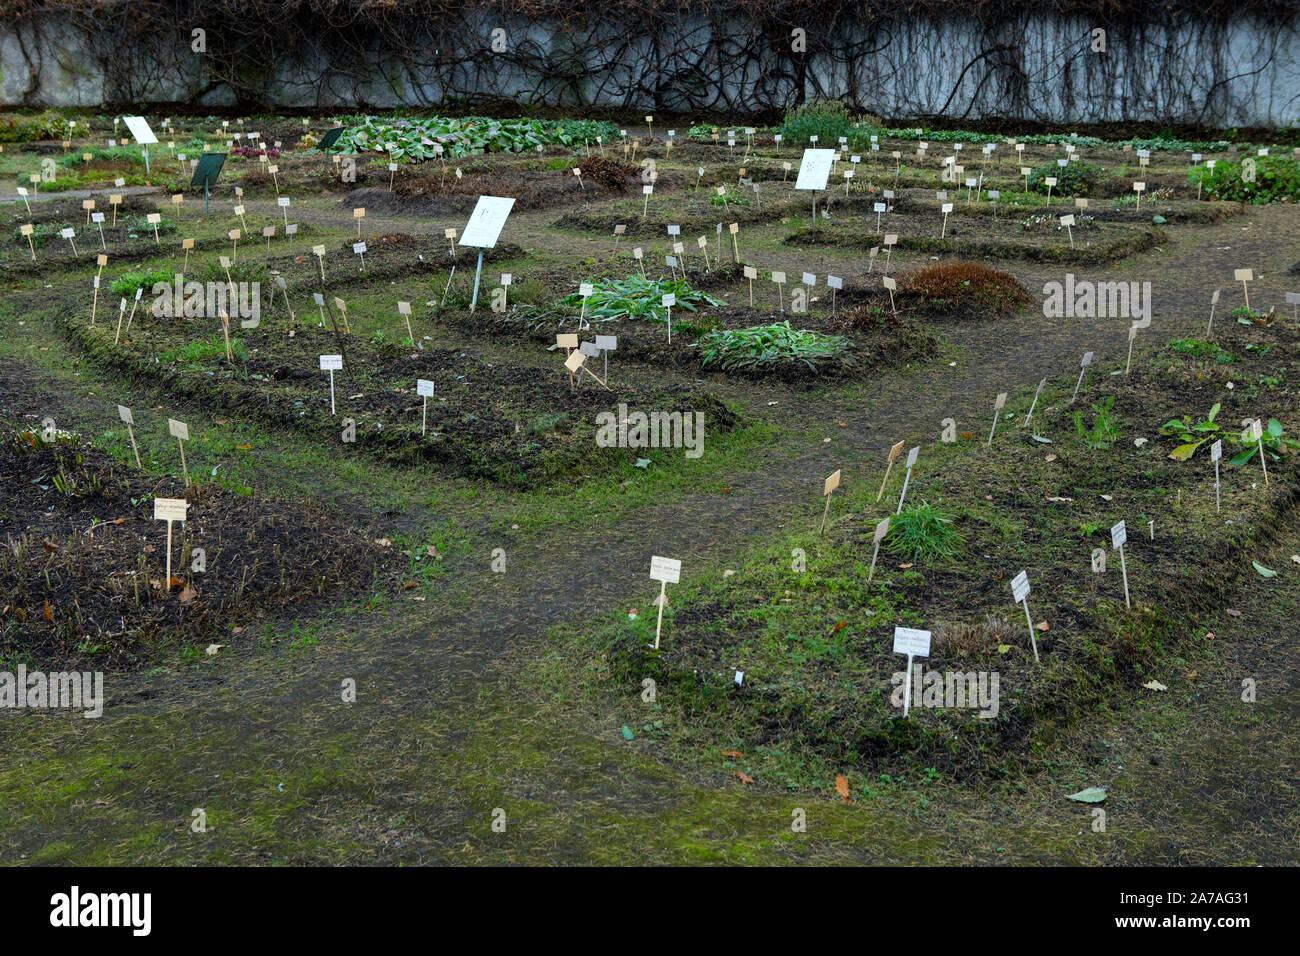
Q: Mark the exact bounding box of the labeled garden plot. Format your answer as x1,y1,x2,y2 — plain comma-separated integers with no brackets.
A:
0,426,393,669
539,319,1300,785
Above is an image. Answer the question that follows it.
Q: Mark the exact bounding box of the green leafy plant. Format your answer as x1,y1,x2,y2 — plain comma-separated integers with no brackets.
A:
1191,155,1300,203
561,275,721,324
698,322,853,374
335,115,619,160
111,269,174,297
1160,402,1221,460
886,502,963,562
1167,338,1233,364
1073,395,1120,449
1229,418,1300,466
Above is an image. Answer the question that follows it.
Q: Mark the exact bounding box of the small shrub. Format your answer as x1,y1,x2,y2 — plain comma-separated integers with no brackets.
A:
1027,161,1099,196
897,262,1033,314
0,110,72,143
779,101,852,146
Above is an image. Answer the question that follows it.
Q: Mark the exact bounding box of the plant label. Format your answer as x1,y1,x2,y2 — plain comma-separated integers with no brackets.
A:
417,379,435,397
154,497,187,522
461,196,516,248
320,354,343,371
1111,520,1127,549
795,149,835,190
1011,570,1030,604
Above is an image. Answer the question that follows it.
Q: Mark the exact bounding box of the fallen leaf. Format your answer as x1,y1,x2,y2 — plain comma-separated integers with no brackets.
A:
373,537,392,547
112,517,125,525
1142,679,1167,691
1204,631,1215,640
733,770,754,785
835,774,851,802
43,599,53,622
235,444,251,451
205,644,222,656
1252,561,1277,578
1100,494,1113,501
961,432,974,439
1035,620,1049,631
833,620,847,632
898,562,914,569
1185,670,1197,679
178,585,198,604
1226,608,1242,617
1291,555,1300,566
720,750,743,758
1045,454,1057,461
402,581,416,590
1066,787,1107,803
997,644,1012,654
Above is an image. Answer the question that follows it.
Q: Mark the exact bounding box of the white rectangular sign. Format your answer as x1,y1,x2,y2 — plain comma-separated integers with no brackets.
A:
892,627,932,657
794,149,835,190
320,354,343,371
122,115,159,145
459,196,516,249
649,555,681,584
153,497,188,522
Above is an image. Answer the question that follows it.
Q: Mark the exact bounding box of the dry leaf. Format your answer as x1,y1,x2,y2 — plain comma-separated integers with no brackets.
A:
205,644,223,656
733,770,754,785
112,518,125,525
1204,631,1215,640
1142,679,1167,691
178,585,198,604
373,537,393,547
1226,609,1242,617
833,620,847,632
961,432,974,439
402,581,416,590
1185,670,1197,679
42,599,53,622
835,774,851,802
1045,454,1057,461
720,749,743,758
1035,620,1050,631
898,562,914,569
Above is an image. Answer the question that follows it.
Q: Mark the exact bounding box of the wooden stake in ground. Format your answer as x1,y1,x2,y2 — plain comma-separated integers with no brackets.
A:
661,294,675,344
820,470,841,536
883,276,898,314
333,297,351,334
987,392,1008,445
90,275,100,325
729,222,740,262
1009,570,1040,662
113,298,127,344
169,418,191,488
564,349,611,391
743,266,757,306
397,301,414,344
154,497,188,596
110,193,122,226
417,378,434,435
649,556,681,650
939,202,953,238
354,207,365,239
15,185,30,216
1133,181,1145,211
118,404,142,468
228,228,240,262
1234,268,1253,310
877,440,905,502
895,446,920,514
883,234,897,269
312,245,326,281
60,227,78,257
1025,377,1046,426
642,184,653,219
262,225,275,253
20,224,35,260
219,310,233,362
1207,289,1220,336
612,224,626,257
181,238,194,271
1111,520,1131,609
867,516,890,584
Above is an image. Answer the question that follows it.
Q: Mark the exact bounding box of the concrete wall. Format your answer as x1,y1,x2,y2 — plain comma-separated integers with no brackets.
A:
3,9,1298,126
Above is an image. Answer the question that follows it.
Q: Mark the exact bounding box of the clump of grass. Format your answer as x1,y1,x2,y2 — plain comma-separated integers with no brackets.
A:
1073,395,1120,449
698,321,853,374
933,615,1017,656
885,502,962,562
897,262,1033,314
1027,161,1099,196
157,335,247,364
